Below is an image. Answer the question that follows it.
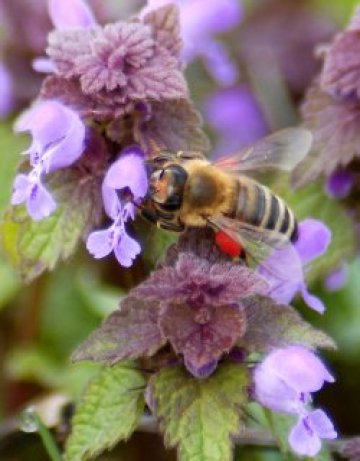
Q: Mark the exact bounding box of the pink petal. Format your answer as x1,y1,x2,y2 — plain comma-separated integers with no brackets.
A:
289,417,322,457
48,0,97,30
86,228,114,259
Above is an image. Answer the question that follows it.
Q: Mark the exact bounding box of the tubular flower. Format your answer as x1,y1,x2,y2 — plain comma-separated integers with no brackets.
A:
142,0,242,85
86,146,148,267
259,219,331,313
11,99,86,220
254,346,337,457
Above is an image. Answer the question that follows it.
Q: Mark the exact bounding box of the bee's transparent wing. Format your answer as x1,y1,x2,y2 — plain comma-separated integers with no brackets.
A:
208,215,303,283
214,128,313,173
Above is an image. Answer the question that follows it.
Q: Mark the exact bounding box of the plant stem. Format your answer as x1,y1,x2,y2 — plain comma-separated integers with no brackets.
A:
32,412,63,461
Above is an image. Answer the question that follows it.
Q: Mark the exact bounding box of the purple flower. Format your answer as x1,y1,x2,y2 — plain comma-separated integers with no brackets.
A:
260,219,331,313
326,170,354,199
0,61,14,117
142,0,242,85
86,146,147,267
12,99,86,220
43,2,188,121
254,346,336,457
134,245,267,377
11,171,56,221
324,263,348,292
203,86,268,157
48,0,96,30
15,99,86,173
289,410,337,457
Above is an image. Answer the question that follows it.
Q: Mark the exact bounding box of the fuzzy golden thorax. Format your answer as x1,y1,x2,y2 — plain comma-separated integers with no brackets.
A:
179,160,236,226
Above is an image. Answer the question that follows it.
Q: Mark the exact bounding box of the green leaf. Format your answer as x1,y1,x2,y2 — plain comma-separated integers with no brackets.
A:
64,362,145,461
151,363,249,461
0,122,27,214
2,167,102,282
274,180,355,283
239,296,336,353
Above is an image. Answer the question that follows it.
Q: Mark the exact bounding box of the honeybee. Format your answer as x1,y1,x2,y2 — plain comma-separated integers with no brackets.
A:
141,128,312,280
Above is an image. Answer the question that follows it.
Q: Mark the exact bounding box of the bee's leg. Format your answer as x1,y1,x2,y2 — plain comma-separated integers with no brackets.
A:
156,220,184,232
140,208,159,225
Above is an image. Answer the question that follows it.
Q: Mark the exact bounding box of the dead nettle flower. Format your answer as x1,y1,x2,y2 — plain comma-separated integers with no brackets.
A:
141,0,243,86
295,7,360,185
74,229,268,378
39,0,188,121
86,146,148,267
11,99,86,220
259,219,331,314
254,346,337,457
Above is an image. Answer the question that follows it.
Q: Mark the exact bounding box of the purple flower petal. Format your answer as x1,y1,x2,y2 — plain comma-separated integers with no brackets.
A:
15,100,86,172
105,146,148,199
102,184,120,220
289,416,322,457
263,346,334,394
254,363,305,414
295,219,331,265
0,62,14,118
32,57,56,74
11,174,30,205
300,285,326,314
324,264,348,292
306,409,337,440
86,228,114,259
289,410,336,457
204,86,268,157
326,170,354,199
12,173,57,220
184,359,218,379
114,231,141,267
199,40,238,86
27,181,57,221
48,0,97,30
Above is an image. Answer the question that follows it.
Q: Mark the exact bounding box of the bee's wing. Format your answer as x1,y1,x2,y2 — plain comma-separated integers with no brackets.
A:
208,215,303,283
214,128,313,173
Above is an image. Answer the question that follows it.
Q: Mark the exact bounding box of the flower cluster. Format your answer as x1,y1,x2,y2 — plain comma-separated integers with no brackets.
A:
74,228,337,457
254,346,337,457
74,229,268,377
10,0,208,267
12,100,86,220
296,6,360,183
261,219,331,313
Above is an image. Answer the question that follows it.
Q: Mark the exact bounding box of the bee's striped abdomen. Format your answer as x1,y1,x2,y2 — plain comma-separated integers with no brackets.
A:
235,177,298,241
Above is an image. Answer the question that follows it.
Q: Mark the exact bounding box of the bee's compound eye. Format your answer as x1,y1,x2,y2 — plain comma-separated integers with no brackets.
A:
159,169,165,180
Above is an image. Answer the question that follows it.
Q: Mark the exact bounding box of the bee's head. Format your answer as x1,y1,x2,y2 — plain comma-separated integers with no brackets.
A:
149,163,188,209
